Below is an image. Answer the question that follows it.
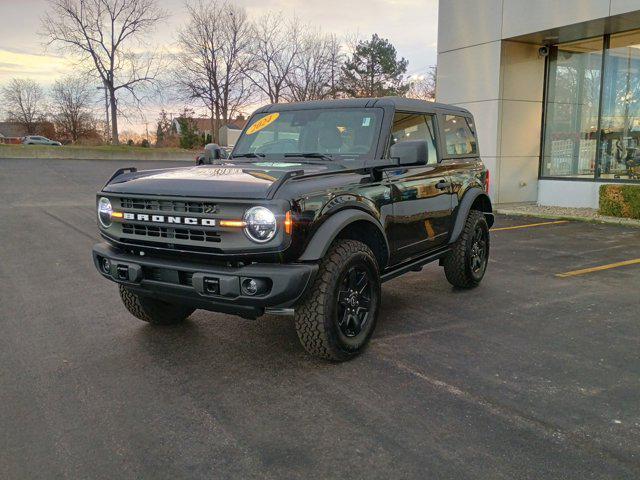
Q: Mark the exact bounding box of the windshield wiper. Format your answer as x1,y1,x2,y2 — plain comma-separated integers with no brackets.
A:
231,152,266,159
284,152,334,161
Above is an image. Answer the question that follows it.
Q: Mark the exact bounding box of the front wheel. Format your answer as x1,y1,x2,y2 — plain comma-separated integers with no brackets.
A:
119,285,195,325
443,210,490,288
294,240,381,361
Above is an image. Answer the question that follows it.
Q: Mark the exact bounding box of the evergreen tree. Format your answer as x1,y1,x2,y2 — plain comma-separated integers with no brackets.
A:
155,109,172,145
341,34,408,97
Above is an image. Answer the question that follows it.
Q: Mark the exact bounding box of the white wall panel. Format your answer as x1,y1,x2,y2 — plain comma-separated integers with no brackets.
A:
438,0,503,52
537,180,600,208
502,0,610,38
436,41,502,104
500,100,543,157
497,156,539,203
501,41,545,102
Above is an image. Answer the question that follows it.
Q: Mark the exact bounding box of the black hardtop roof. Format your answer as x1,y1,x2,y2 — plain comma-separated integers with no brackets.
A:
254,96,471,117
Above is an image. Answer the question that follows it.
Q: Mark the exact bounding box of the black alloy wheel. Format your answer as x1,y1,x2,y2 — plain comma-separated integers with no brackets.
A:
336,265,372,338
469,224,488,276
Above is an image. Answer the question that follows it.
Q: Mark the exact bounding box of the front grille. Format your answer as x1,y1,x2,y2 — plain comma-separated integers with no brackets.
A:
103,194,258,254
122,223,221,243
119,197,218,214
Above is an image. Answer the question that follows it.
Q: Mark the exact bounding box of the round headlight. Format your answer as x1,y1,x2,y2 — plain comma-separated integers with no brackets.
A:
243,206,277,243
98,197,113,228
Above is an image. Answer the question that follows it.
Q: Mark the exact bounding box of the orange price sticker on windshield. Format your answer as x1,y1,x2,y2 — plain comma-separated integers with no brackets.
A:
246,112,280,135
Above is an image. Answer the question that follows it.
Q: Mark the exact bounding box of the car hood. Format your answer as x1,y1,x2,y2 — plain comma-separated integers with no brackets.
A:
103,161,346,199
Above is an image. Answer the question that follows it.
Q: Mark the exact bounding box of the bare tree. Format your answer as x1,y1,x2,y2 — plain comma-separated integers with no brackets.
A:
42,0,167,144
286,32,343,102
1,78,47,134
406,66,437,102
326,34,345,99
51,76,96,142
248,12,303,103
175,0,253,143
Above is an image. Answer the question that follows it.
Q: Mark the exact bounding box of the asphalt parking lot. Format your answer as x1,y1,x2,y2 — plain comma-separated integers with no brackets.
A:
1,157,640,479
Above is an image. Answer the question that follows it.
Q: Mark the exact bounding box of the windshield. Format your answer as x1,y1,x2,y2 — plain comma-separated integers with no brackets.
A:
233,108,383,160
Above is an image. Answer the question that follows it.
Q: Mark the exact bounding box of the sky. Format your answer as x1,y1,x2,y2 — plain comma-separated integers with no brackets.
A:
0,0,439,133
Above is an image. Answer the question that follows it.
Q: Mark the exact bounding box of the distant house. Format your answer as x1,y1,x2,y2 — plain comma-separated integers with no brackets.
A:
0,121,57,143
0,122,27,138
172,115,247,147
219,117,248,147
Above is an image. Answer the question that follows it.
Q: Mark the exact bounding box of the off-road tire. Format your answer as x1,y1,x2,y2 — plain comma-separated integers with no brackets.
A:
443,210,490,288
119,285,195,325
294,239,381,362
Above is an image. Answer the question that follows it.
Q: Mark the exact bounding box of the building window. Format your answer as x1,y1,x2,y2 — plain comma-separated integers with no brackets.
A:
599,31,640,180
542,37,603,179
541,30,640,182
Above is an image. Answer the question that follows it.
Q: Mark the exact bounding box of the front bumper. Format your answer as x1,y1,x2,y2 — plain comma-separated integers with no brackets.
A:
92,243,317,319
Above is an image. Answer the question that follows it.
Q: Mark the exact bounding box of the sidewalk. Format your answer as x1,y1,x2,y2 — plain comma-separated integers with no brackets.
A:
495,202,640,228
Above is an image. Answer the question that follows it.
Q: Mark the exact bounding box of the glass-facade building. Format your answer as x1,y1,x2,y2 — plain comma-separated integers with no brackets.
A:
437,1,640,208
543,31,640,182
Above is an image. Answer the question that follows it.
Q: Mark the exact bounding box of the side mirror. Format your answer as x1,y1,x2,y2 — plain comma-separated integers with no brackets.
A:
390,140,428,166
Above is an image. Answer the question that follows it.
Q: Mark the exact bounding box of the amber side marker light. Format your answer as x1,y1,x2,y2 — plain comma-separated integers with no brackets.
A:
219,219,245,228
111,212,124,219
284,211,293,235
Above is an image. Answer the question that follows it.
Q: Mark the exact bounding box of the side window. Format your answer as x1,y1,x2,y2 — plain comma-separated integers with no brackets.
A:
442,115,477,155
389,113,438,164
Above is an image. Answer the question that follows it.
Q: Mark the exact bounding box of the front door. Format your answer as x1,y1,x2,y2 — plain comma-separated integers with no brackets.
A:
386,113,452,264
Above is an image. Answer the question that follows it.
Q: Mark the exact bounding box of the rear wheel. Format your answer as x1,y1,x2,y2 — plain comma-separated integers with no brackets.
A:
443,210,489,288
294,240,381,361
119,285,195,325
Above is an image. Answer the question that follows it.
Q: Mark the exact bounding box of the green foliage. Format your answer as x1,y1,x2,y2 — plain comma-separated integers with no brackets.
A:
341,34,409,98
177,117,201,149
599,184,640,219
155,109,174,146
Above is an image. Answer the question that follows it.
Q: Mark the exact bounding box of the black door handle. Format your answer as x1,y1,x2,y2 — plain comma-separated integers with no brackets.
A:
435,179,450,190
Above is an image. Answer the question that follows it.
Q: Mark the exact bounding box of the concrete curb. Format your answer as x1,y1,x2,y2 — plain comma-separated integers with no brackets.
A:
496,208,640,228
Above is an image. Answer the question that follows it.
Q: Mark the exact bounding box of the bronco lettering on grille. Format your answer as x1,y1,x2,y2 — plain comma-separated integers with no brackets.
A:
122,212,216,226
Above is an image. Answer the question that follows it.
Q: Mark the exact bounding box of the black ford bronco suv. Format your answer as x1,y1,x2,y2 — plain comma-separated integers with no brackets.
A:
92,97,493,361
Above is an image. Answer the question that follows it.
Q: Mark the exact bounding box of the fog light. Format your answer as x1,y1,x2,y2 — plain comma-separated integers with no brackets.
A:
101,257,111,274
242,278,259,296
241,277,268,296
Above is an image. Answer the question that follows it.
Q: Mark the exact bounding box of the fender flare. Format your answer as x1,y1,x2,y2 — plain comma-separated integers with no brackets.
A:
298,209,389,263
449,188,493,244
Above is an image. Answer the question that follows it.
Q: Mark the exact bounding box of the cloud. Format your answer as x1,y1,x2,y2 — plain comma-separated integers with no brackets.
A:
0,49,73,85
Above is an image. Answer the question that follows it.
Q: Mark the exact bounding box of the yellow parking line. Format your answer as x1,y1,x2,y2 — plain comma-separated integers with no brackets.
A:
556,258,640,278
492,220,568,232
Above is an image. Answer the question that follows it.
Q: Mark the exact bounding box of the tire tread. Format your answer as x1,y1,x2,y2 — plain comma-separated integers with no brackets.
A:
443,210,488,288
294,239,378,361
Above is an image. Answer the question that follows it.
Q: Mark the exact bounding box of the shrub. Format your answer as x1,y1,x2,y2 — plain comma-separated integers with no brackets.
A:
599,184,640,219
140,139,150,148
